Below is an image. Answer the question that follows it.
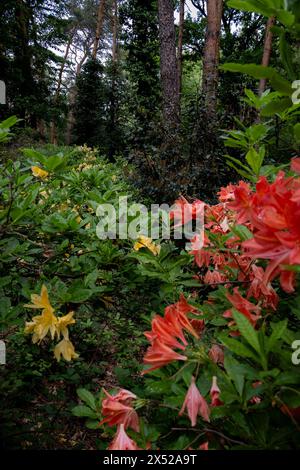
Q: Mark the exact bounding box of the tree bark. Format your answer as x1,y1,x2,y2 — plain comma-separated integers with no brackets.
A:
258,16,275,96
92,0,106,59
66,46,91,145
158,0,180,134
50,33,74,144
112,0,118,63
177,0,185,97
202,0,223,118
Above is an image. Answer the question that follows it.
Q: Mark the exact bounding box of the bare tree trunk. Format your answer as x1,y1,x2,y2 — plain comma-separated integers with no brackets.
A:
177,0,185,97
258,16,275,96
66,47,91,145
158,0,180,134
50,33,74,144
92,0,106,59
112,0,118,63
202,0,223,118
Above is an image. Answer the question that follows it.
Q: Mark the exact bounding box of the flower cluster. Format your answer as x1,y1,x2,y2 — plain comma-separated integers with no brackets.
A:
100,388,140,450
142,295,202,374
24,285,78,362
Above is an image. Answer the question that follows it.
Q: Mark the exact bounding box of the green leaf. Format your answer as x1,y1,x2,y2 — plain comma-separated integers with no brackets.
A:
226,160,255,181
71,405,98,419
221,63,292,96
232,310,261,354
294,123,300,142
267,320,288,353
224,353,245,396
85,419,101,430
261,97,293,116
219,335,259,362
280,32,296,80
246,148,264,175
230,224,253,241
227,0,274,17
77,388,97,410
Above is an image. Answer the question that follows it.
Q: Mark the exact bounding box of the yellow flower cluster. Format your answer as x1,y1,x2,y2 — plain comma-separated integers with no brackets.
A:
31,166,49,179
133,236,161,256
24,285,78,362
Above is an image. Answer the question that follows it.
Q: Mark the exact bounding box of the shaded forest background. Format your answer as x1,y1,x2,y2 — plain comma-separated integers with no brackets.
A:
0,0,288,201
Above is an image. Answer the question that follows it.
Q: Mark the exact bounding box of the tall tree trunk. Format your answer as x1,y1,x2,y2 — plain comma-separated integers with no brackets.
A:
202,0,223,118
66,46,91,145
258,16,275,96
92,0,106,59
109,0,119,158
50,33,74,144
112,0,118,63
158,0,180,135
15,0,34,125
177,0,185,98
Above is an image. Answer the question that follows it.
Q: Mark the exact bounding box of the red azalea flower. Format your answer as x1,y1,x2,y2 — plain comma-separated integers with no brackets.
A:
142,338,187,374
100,388,139,432
210,376,223,407
224,287,261,328
108,424,140,450
179,376,210,426
170,196,204,227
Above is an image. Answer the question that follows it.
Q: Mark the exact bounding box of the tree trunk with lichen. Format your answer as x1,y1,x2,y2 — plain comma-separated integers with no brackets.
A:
177,0,185,99
202,0,223,119
158,0,180,135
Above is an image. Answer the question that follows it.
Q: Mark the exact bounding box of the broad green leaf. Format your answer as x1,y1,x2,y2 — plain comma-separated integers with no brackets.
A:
232,310,261,354
71,405,98,419
219,334,259,362
224,353,245,396
267,320,288,353
294,123,300,142
77,388,97,410
261,97,293,116
221,63,292,96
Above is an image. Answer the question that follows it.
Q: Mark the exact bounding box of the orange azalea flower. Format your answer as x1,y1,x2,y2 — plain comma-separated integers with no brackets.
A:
142,338,187,375
165,294,200,339
291,157,300,174
108,424,140,450
142,295,200,374
224,287,261,328
247,265,278,310
227,181,253,224
242,170,300,293
170,196,204,227
210,376,222,407
100,388,139,432
179,376,210,426
199,441,209,450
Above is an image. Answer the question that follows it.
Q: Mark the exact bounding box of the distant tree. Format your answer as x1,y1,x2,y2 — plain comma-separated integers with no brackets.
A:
73,59,108,149
258,16,276,95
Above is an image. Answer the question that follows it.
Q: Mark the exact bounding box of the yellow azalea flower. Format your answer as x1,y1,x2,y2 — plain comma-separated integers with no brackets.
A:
25,309,58,343
54,338,79,362
31,166,49,179
24,284,54,315
56,312,75,340
134,235,161,256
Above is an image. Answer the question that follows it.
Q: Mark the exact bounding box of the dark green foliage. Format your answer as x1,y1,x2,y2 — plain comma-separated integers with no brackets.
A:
73,59,108,150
